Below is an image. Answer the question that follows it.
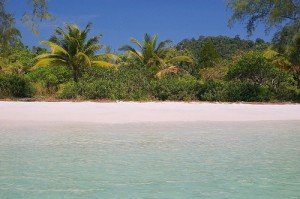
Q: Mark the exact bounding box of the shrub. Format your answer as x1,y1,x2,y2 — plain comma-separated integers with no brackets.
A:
198,80,227,101
227,51,292,88
59,65,154,100
199,80,273,102
26,66,72,96
0,74,33,98
152,76,202,101
225,82,272,102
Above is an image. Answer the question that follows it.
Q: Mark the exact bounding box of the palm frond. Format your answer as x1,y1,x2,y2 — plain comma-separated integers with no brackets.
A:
35,53,67,60
144,33,152,44
83,22,93,35
75,52,92,67
152,34,158,49
83,44,103,56
33,58,67,69
40,41,69,56
94,53,120,61
119,45,143,60
84,35,102,49
119,45,135,52
156,40,172,53
92,61,118,69
130,38,143,49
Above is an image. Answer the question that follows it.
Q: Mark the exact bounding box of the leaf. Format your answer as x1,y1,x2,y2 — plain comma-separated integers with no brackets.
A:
40,41,69,56
32,58,67,69
92,61,118,69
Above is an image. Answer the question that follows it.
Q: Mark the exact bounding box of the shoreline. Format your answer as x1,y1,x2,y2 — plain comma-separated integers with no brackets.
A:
1,98,300,105
1,101,300,124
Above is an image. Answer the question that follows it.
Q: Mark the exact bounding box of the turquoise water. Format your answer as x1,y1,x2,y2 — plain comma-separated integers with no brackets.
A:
0,121,299,199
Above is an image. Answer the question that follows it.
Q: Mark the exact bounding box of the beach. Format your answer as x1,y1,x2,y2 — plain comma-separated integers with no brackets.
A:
1,101,300,123
1,101,300,198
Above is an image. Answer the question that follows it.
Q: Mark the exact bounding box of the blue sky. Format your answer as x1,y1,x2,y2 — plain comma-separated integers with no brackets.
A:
8,0,273,51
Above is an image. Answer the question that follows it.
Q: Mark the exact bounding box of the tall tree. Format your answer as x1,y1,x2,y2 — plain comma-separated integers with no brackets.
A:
227,0,300,89
227,0,300,35
0,0,51,34
120,33,193,78
287,34,300,88
0,0,21,51
198,41,221,68
35,23,118,82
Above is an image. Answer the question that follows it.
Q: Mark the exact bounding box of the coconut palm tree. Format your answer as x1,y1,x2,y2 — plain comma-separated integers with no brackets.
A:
34,22,118,82
119,33,192,78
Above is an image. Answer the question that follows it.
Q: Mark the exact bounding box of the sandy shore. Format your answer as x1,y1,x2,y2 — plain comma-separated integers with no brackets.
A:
0,101,300,124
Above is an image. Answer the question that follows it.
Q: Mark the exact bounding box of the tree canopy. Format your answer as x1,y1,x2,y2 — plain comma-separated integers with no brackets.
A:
35,23,118,82
0,0,51,34
120,33,193,78
227,0,300,35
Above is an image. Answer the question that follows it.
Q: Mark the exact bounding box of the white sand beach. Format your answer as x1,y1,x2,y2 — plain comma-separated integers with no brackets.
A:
0,101,300,124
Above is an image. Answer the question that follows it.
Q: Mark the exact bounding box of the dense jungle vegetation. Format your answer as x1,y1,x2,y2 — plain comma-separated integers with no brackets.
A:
1,0,300,102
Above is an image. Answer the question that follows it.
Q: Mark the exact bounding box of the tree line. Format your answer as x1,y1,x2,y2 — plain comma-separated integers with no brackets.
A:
0,0,299,102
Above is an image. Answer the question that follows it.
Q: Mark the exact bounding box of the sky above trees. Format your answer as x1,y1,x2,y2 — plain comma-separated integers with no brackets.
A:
8,0,273,50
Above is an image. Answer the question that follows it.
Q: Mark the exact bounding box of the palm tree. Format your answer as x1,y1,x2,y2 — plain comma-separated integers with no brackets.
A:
34,22,118,82
119,33,192,78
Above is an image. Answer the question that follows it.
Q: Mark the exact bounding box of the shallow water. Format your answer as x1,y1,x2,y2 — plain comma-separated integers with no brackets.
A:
0,121,299,199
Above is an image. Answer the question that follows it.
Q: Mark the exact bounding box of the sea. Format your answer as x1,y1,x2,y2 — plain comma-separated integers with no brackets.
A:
0,121,299,199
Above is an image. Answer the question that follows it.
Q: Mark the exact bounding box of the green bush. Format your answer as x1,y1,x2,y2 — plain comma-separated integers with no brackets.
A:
198,80,228,101
59,80,153,101
199,80,273,102
227,51,293,88
225,82,272,102
59,81,117,100
59,65,154,100
152,76,202,101
0,74,34,98
26,66,72,95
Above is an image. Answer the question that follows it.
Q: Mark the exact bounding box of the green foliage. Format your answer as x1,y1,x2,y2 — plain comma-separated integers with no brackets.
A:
198,41,221,68
200,59,231,80
0,1,298,102
0,0,51,35
227,0,300,90
120,33,193,78
227,51,292,88
0,42,36,75
272,26,298,54
177,36,267,62
35,23,118,82
198,80,228,101
58,65,202,101
199,80,273,102
225,82,272,102
59,81,116,100
0,74,33,98
21,0,52,34
270,29,300,89
59,64,153,101
151,76,201,101
26,66,72,96
288,34,300,70
227,0,300,35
